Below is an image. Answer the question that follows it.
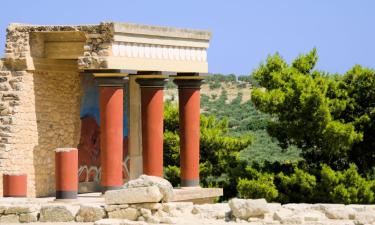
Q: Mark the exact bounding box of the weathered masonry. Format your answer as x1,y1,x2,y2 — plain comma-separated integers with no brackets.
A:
0,22,211,197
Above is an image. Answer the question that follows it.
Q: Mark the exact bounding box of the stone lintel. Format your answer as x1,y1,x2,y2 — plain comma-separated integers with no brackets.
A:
113,22,211,41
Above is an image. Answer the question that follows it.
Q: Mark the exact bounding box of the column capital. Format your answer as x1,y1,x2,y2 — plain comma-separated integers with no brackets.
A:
136,75,168,88
173,76,204,89
94,75,129,87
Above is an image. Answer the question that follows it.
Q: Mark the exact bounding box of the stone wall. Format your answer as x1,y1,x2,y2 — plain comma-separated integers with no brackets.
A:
0,59,82,197
31,68,82,196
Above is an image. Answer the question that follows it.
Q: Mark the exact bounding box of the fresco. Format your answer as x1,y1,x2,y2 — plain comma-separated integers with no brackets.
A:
77,75,129,183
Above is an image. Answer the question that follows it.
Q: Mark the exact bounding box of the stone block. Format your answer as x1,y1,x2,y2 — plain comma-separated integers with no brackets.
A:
105,186,163,204
76,204,106,222
0,214,19,223
19,212,38,223
4,204,39,214
229,198,269,220
39,204,79,222
108,207,139,220
123,175,174,202
95,218,147,225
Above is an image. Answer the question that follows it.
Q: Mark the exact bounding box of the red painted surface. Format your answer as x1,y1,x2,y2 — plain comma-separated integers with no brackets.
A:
99,87,124,188
3,174,27,197
179,88,200,184
55,149,78,191
141,87,164,177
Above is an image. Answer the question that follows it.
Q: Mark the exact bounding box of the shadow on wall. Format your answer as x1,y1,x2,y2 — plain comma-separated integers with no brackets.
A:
32,68,83,197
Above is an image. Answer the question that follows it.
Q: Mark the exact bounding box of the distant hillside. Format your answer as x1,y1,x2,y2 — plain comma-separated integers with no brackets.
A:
165,74,302,165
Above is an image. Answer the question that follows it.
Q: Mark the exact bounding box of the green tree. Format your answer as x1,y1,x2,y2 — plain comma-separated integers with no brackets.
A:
251,49,375,170
163,102,251,199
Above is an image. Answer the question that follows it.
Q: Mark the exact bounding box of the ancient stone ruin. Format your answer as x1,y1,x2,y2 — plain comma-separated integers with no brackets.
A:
0,21,215,198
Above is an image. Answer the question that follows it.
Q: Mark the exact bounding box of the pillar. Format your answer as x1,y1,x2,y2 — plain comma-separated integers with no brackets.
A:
96,76,127,192
136,77,167,177
3,173,27,197
174,77,204,187
55,148,78,199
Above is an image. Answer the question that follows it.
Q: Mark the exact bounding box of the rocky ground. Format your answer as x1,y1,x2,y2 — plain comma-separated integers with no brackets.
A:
2,176,375,225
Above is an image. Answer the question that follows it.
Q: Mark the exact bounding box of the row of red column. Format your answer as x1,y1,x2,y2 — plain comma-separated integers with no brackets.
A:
96,75,203,192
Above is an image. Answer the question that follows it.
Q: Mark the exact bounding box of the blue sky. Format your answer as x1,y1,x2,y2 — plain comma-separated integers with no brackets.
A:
1,0,374,75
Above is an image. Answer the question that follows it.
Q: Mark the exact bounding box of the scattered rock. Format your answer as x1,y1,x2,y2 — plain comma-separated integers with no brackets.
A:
76,204,106,222
123,175,174,202
0,214,19,223
192,203,230,219
160,216,177,224
4,204,39,214
324,207,356,220
229,198,269,220
39,205,79,222
354,212,375,224
108,207,139,220
19,212,38,223
105,186,163,204
273,208,294,221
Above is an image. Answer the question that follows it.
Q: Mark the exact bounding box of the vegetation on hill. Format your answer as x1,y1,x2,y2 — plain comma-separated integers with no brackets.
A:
163,49,375,203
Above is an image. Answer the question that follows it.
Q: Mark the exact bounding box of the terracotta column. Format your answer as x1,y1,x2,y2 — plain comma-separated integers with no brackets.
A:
3,173,27,197
55,148,78,199
136,77,167,177
174,77,204,187
96,76,127,192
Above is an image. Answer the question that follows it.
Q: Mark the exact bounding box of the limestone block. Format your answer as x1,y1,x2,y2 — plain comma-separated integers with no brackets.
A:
123,175,174,202
95,218,147,225
323,207,356,220
283,203,313,212
273,208,294,221
160,216,177,224
4,204,39,214
229,198,269,220
19,212,38,223
162,202,193,214
354,212,375,224
134,203,162,210
105,204,129,212
39,205,80,222
76,204,106,222
140,208,152,218
146,215,160,224
191,203,230,219
108,207,139,220
296,210,327,222
0,214,19,223
105,186,163,204
95,219,124,225
0,205,7,214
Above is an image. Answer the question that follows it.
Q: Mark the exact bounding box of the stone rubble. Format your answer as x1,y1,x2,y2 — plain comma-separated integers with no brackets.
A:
1,195,375,224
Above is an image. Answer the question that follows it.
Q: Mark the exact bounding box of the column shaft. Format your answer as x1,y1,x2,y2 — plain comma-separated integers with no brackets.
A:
99,86,124,191
179,88,201,187
141,87,164,177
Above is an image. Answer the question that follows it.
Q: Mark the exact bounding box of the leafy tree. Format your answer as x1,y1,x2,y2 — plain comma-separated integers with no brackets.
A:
163,102,251,199
251,49,375,170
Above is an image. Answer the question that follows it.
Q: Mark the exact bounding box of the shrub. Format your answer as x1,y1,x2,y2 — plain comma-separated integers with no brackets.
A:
164,165,180,187
237,175,278,201
319,164,374,204
275,168,317,203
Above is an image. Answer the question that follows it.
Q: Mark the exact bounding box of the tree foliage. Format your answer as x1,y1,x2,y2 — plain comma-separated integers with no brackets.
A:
163,102,251,199
251,49,375,171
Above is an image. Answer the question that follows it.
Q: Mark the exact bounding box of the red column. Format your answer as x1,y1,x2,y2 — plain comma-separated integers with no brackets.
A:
3,173,27,197
136,78,167,177
96,77,126,192
55,148,78,199
174,78,203,187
